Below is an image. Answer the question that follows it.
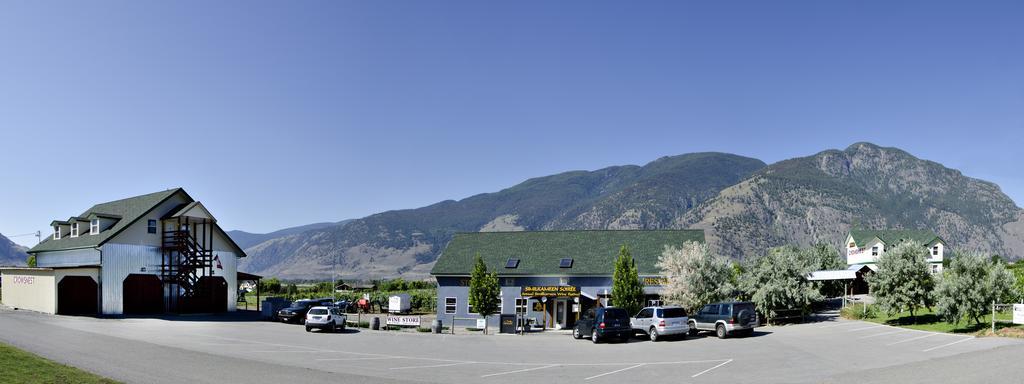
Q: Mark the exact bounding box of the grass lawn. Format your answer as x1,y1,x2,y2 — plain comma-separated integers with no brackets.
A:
0,342,119,384
852,305,1024,335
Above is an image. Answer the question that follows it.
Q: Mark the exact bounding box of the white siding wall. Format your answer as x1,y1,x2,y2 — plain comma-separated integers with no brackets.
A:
100,243,162,315
213,252,239,311
36,248,101,268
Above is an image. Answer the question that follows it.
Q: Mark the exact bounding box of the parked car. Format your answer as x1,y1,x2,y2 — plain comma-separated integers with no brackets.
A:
332,300,351,313
305,306,347,332
573,307,632,343
277,298,334,324
631,306,689,341
688,301,758,339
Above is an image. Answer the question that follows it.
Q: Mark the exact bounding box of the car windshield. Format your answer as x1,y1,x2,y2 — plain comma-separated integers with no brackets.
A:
602,308,629,320
309,308,328,315
660,308,687,318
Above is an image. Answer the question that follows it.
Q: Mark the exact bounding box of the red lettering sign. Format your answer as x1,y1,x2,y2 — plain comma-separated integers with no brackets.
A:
12,276,35,285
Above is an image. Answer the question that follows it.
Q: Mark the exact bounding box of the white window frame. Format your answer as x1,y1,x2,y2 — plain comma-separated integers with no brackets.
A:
70,223,79,238
444,297,457,314
871,246,879,257
515,298,528,314
932,246,939,256
468,300,477,315
53,225,61,240
90,219,100,235
147,220,158,234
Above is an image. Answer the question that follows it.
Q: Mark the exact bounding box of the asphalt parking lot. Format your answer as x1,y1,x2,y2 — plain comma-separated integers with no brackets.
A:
2,308,1023,384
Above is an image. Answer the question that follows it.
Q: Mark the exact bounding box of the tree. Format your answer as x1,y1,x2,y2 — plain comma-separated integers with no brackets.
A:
936,252,1016,325
868,241,935,320
286,283,299,298
739,245,822,322
260,278,282,294
611,245,645,316
657,241,733,312
26,254,36,267
468,255,500,334
805,243,846,298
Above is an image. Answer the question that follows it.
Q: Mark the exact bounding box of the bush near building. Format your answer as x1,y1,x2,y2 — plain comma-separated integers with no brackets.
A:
739,245,821,323
657,241,733,313
935,252,1015,325
868,241,935,319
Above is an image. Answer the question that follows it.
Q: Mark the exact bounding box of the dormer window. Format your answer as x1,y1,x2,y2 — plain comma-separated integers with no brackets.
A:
932,246,939,256
90,219,100,235
871,246,879,257
70,223,79,238
53,225,61,240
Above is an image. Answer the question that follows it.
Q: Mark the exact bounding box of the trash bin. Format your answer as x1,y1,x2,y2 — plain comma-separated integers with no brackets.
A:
432,319,443,334
500,314,516,334
371,317,380,330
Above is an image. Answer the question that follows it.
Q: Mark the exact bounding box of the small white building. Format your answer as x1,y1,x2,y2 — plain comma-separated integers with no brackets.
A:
1,188,247,315
845,229,945,274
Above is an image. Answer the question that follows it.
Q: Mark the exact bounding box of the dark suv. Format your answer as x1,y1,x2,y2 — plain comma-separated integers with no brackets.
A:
573,307,633,343
277,298,334,324
688,301,758,339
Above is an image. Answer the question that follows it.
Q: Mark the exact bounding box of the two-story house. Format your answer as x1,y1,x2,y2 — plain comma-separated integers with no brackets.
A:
845,229,945,273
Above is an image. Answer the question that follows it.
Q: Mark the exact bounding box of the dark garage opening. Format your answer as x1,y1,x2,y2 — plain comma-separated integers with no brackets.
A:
123,274,163,314
57,276,98,315
179,276,228,313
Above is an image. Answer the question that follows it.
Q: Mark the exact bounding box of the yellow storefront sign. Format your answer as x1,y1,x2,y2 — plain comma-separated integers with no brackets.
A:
521,285,580,297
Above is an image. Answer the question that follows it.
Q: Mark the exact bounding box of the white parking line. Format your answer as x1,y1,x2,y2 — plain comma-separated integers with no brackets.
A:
886,333,939,346
480,364,556,378
691,359,733,378
390,362,474,370
818,322,864,329
846,325,886,332
922,337,972,352
584,364,645,381
859,329,910,339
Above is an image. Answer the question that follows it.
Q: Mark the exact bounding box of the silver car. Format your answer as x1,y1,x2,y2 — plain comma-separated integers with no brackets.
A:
630,306,690,341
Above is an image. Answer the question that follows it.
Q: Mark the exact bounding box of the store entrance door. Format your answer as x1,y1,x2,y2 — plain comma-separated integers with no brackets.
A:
554,299,567,329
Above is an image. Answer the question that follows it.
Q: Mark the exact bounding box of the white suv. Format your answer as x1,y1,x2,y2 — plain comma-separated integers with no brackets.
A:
305,306,347,333
631,306,690,342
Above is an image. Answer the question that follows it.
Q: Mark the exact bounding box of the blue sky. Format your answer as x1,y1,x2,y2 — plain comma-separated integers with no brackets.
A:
2,1,1022,246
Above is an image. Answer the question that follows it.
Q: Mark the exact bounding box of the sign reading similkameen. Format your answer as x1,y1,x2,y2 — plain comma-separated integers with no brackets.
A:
521,285,579,297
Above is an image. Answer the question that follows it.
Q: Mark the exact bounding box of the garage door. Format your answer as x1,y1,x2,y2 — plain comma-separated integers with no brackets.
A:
57,276,98,315
199,276,228,313
123,274,163,314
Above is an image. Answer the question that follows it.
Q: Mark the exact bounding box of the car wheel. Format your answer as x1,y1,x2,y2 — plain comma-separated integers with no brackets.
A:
340,322,346,331
329,323,336,333
688,321,698,336
649,327,659,342
573,327,582,340
591,329,600,344
305,326,312,332
716,324,727,339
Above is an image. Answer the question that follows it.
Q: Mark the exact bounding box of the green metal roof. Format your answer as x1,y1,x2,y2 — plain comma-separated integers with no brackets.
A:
28,189,183,253
431,230,705,276
849,229,942,248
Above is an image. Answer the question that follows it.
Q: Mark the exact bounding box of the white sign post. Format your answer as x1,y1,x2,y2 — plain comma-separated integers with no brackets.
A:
476,318,486,329
1013,304,1024,325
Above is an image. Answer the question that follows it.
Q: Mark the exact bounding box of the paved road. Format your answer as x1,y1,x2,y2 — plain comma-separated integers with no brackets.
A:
1,308,1023,383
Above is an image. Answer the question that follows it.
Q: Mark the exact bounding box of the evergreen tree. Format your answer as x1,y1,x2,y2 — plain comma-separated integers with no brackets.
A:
657,241,733,312
611,245,644,315
468,255,500,334
868,241,935,320
936,252,1015,325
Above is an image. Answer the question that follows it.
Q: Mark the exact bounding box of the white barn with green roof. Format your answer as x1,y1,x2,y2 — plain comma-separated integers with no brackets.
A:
430,229,704,330
1,188,247,316
845,229,945,273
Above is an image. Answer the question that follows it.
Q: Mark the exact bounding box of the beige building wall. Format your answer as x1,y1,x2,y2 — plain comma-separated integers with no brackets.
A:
1,269,57,314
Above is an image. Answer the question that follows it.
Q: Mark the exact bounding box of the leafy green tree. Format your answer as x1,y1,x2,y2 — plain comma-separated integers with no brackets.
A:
26,254,36,267
936,252,1016,325
468,255,500,334
260,278,282,294
286,283,299,298
805,243,846,298
868,241,935,320
611,245,644,315
1011,264,1024,302
740,245,822,322
657,241,733,312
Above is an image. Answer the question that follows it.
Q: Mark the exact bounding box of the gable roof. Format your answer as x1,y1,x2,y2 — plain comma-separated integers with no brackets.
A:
849,229,943,248
29,189,183,254
431,230,705,276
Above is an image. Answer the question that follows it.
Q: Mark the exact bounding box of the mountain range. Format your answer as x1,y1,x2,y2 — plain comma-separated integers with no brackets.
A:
0,233,29,266
232,143,1024,280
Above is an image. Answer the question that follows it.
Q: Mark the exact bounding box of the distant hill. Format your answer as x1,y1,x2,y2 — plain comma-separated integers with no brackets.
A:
679,143,1024,261
0,233,28,266
227,221,350,250
239,153,767,279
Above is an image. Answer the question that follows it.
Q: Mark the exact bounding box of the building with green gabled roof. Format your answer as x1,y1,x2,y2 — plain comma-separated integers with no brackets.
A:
845,229,946,273
431,229,705,330
3,188,249,316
